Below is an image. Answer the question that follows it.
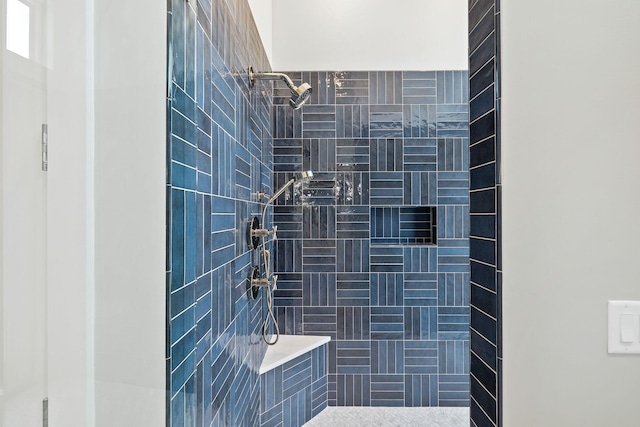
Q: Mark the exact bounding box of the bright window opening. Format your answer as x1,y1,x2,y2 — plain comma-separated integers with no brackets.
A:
6,0,31,59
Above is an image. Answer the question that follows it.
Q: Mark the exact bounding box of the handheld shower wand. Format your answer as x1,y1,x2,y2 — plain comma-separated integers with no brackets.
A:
259,171,314,345
260,170,314,230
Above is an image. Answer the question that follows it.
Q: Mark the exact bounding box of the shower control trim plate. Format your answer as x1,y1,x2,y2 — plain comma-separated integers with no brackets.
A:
248,266,260,299
247,216,260,250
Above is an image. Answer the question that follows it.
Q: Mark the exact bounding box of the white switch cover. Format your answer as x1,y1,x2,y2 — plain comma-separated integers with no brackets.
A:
608,300,640,354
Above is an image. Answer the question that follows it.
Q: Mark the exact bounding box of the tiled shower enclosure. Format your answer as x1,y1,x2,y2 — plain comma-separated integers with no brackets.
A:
167,0,477,423
270,71,471,407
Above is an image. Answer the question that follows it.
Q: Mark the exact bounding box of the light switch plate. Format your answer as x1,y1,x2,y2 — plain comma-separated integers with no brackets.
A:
608,300,640,354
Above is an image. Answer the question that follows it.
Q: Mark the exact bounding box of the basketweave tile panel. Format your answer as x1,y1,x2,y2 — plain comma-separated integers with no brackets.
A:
272,70,470,408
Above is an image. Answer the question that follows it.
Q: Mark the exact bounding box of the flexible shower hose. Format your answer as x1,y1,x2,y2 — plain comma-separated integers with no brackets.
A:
262,273,280,345
260,233,280,345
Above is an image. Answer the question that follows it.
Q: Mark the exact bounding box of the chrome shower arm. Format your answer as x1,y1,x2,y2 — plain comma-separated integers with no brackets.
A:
249,68,297,92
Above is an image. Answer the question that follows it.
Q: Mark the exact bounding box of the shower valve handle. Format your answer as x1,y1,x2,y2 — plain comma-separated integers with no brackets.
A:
250,274,278,290
251,226,277,239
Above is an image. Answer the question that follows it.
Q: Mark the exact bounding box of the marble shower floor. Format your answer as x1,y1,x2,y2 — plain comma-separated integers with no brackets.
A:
303,407,469,427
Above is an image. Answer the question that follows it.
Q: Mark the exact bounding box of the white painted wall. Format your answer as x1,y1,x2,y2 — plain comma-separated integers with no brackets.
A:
501,1,640,426
248,0,273,66
270,0,467,71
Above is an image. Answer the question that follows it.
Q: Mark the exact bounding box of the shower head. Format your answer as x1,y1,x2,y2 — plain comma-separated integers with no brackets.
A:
289,83,312,110
248,66,313,110
295,170,314,183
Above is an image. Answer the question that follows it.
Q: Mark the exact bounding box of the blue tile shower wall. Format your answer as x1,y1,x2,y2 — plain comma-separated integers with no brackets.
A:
469,0,502,426
271,71,471,407
167,0,273,425
260,345,328,426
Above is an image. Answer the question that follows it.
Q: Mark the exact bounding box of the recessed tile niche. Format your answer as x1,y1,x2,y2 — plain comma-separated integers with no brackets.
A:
371,206,437,246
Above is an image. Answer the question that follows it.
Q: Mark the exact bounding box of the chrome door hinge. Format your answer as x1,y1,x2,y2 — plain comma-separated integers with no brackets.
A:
43,398,48,427
41,124,48,171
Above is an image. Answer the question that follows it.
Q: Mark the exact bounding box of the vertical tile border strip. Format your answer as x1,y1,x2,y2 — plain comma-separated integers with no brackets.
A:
468,0,501,426
495,2,502,426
